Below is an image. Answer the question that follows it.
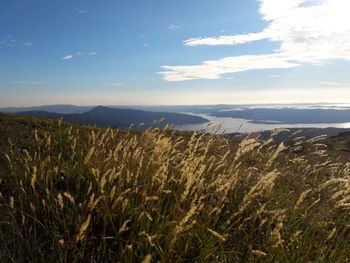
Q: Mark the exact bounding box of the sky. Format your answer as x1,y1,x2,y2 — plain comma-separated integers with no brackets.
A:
1,0,350,107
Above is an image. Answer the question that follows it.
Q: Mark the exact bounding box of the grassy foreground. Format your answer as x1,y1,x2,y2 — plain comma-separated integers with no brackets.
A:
1,113,350,262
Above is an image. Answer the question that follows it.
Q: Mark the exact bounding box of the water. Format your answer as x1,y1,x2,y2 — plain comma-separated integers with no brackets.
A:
175,113,350,133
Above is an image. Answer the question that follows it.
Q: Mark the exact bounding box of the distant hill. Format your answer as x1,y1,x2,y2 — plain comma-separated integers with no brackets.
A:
0,104,94,114
17,106,209,128
0,104,234,114
212,108,350,124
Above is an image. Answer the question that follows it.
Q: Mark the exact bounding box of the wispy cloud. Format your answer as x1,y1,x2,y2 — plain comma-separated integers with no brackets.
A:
168,25,180,30
103,83,125,87
269,74,280,78
319,81,349,86
13,81,47,85
0,35,16,47
63,51,96,60
62,55,73,60
75,8,87,14
159,53,298,81
160,0,350,81
184,32,267,46
76,51,96,56
0,36,33,47
22,41,33,46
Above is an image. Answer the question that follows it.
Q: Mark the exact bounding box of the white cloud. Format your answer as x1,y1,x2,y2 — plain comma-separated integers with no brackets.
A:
62,55,73,60
160,0,350,81
184,32,267,46
168,25,180,30
103,83,125,87
63,52,96,59
269,74,280,78
159,53,299,81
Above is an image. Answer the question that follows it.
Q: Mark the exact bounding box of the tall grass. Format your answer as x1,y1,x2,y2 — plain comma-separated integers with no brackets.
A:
1,118,350,262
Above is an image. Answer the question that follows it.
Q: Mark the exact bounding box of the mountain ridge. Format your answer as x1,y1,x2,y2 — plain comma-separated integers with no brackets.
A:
16,106,209,129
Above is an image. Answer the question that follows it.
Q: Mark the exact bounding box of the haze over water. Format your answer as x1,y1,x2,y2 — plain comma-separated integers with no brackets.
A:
175,103,350,133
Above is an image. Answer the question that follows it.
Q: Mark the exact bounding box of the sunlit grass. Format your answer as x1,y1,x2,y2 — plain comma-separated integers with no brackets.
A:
1,114,350,262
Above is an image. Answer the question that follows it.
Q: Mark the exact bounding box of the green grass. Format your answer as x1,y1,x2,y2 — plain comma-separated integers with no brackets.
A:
1,113,350,262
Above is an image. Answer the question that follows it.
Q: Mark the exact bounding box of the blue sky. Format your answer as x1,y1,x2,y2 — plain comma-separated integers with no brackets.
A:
1,0,350,107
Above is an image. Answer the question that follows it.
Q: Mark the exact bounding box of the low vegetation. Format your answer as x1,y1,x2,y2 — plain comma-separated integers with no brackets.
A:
1,113,350,262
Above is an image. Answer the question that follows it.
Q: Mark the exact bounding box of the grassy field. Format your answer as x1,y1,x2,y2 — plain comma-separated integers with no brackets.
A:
1,113,350,262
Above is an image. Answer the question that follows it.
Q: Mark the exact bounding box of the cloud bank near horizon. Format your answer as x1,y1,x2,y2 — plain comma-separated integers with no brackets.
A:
159,0,350,81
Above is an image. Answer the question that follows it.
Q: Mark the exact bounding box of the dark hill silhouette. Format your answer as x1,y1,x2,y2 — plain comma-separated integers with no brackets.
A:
212,108,350,124
0,104,94,114
17,106,209,128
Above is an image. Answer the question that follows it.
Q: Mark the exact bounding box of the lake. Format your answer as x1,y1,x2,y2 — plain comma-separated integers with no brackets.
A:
175,112,350,133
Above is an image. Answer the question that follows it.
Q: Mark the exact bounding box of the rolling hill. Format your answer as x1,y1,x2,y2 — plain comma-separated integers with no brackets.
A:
211,107,350,124
1,113,350,262
16,105,209,128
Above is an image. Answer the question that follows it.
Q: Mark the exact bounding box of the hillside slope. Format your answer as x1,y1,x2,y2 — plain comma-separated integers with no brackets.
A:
1,113,350,262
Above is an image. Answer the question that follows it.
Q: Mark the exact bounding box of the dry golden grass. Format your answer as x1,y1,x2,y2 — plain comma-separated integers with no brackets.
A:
0,115,350,262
